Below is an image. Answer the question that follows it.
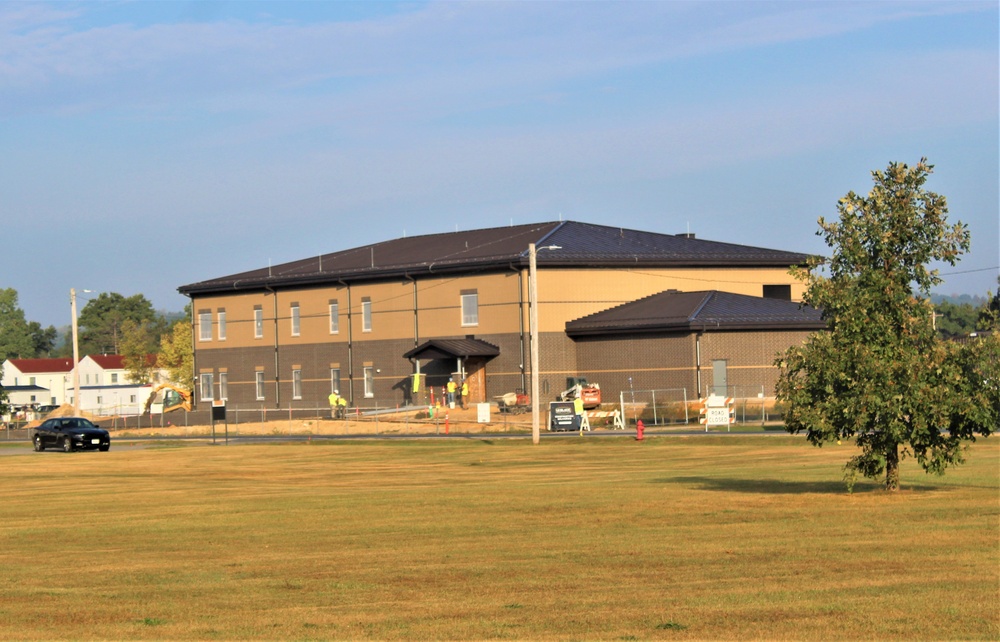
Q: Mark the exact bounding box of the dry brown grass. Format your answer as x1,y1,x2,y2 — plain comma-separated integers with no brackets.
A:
0,435,996,640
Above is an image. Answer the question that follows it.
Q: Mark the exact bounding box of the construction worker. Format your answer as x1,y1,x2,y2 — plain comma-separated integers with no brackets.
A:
328,390,345,419
573,395,585,431
447,377,457,408
460,379,469,410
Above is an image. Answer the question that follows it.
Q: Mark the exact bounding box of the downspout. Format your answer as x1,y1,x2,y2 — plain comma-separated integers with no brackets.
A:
265,285,280,409
409,274,420,405
695,330,703,399
341,280,354,405
516,263,527,392
187,298,196,408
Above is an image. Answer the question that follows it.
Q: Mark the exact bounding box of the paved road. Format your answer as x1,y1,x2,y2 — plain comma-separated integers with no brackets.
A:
0,427,794,455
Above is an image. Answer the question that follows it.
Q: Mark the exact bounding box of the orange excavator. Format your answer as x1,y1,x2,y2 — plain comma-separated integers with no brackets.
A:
143,384,192,414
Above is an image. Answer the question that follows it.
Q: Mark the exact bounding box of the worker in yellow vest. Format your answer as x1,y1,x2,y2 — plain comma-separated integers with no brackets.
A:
460,379,469,409
573,396,585,431
447,378,457,408
328,390,347,419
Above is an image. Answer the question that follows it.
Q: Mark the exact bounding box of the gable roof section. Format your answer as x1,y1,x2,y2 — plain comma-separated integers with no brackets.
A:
565,290,825,336
5,358,74,374
84,354,126,370
179,221,811,296
403,338,501,361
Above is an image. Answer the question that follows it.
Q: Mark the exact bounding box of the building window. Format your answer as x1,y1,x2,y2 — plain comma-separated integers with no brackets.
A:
129,395,136,403
763,285,792,301
219,372,228,401
200,373,214,401
218,310,227,340
329,300,339,334
199,311,212,342
363,366,375,398
254,307,264,339
255,371,265,400
111,373,118,384
330,368,341,394
291,304,300,337
362,298,372,332
461,291,478,326
292,369,302,400
29,376,35,385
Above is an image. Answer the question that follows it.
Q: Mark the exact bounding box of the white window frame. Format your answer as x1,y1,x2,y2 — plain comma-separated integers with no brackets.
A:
362,299,372,333
218,310,227,341
363,366,374,398
219,372,228,401
199,312,212,342
255,371,265,400
461,292,479,327
330,368,341,394
254,308,264,339
111,373,118,384
329,301,339,334
292,369,302,400
291,304,300,337
200,373,214,401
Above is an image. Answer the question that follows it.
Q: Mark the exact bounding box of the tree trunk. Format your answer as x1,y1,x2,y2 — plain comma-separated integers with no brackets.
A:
885,442,900,491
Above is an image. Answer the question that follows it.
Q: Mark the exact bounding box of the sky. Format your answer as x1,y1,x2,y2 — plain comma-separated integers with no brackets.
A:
2,0,997,329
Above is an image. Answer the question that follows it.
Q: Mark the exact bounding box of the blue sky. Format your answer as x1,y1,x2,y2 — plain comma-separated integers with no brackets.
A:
2,1,997,328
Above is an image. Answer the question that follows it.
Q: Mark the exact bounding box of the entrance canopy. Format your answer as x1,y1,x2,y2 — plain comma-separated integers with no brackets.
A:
403,338,500,361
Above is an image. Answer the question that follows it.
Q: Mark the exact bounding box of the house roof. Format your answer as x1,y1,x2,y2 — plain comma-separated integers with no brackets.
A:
403,338,501,361
4,358,74,374
178,221,812,296
565,290,826,336
84,354,126,370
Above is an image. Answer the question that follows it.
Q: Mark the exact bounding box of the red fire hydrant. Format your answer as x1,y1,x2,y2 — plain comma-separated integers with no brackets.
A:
636,419,645,441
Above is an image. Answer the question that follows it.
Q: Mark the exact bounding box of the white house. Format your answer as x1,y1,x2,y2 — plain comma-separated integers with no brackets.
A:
2,355,164,417
1,357,74,408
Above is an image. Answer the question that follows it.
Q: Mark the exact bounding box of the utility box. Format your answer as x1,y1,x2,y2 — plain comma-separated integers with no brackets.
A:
549,401,576,431
477,402,490,423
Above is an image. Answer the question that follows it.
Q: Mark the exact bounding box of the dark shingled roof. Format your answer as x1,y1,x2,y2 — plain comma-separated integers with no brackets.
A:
565,290,825,336
403,339,501,361
179,221,811,296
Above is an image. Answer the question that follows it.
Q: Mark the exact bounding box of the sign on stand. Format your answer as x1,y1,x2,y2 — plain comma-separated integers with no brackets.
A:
699,394,734,431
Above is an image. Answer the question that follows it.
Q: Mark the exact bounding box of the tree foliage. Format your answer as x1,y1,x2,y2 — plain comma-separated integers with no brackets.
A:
158,315,193,388
776,159,998,491
934,299,981,338
0,288,37,362
120,319,156,385
78,292,165,356
0,364,9,418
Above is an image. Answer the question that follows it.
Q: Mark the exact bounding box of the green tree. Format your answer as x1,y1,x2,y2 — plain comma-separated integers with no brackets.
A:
158,316,193,388
934,299,979,338
0,364,9,419
978,278,999,330
0,288,35,361
78,292,164,355
776,159,997,491
120,319,156,384
27,321,58,357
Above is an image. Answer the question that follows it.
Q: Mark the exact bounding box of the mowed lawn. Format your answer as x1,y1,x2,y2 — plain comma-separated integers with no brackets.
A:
0,435,996,641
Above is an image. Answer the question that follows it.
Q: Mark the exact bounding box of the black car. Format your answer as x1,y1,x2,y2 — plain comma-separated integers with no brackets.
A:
32,417,111,452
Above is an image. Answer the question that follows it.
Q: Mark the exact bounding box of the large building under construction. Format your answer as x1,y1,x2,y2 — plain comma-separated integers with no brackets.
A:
177,221,823,411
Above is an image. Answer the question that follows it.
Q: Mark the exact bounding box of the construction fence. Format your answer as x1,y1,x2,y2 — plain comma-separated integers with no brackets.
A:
617,385,785,427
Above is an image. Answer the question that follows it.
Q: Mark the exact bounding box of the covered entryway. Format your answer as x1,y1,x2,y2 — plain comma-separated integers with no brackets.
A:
403,338,500,405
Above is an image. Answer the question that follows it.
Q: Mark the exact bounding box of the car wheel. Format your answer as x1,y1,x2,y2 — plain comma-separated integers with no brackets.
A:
33,436,44,452
62,438,73,453
99,445,110,452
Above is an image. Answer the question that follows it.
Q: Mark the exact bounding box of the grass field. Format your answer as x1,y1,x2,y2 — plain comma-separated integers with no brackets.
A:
0,435,997,641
